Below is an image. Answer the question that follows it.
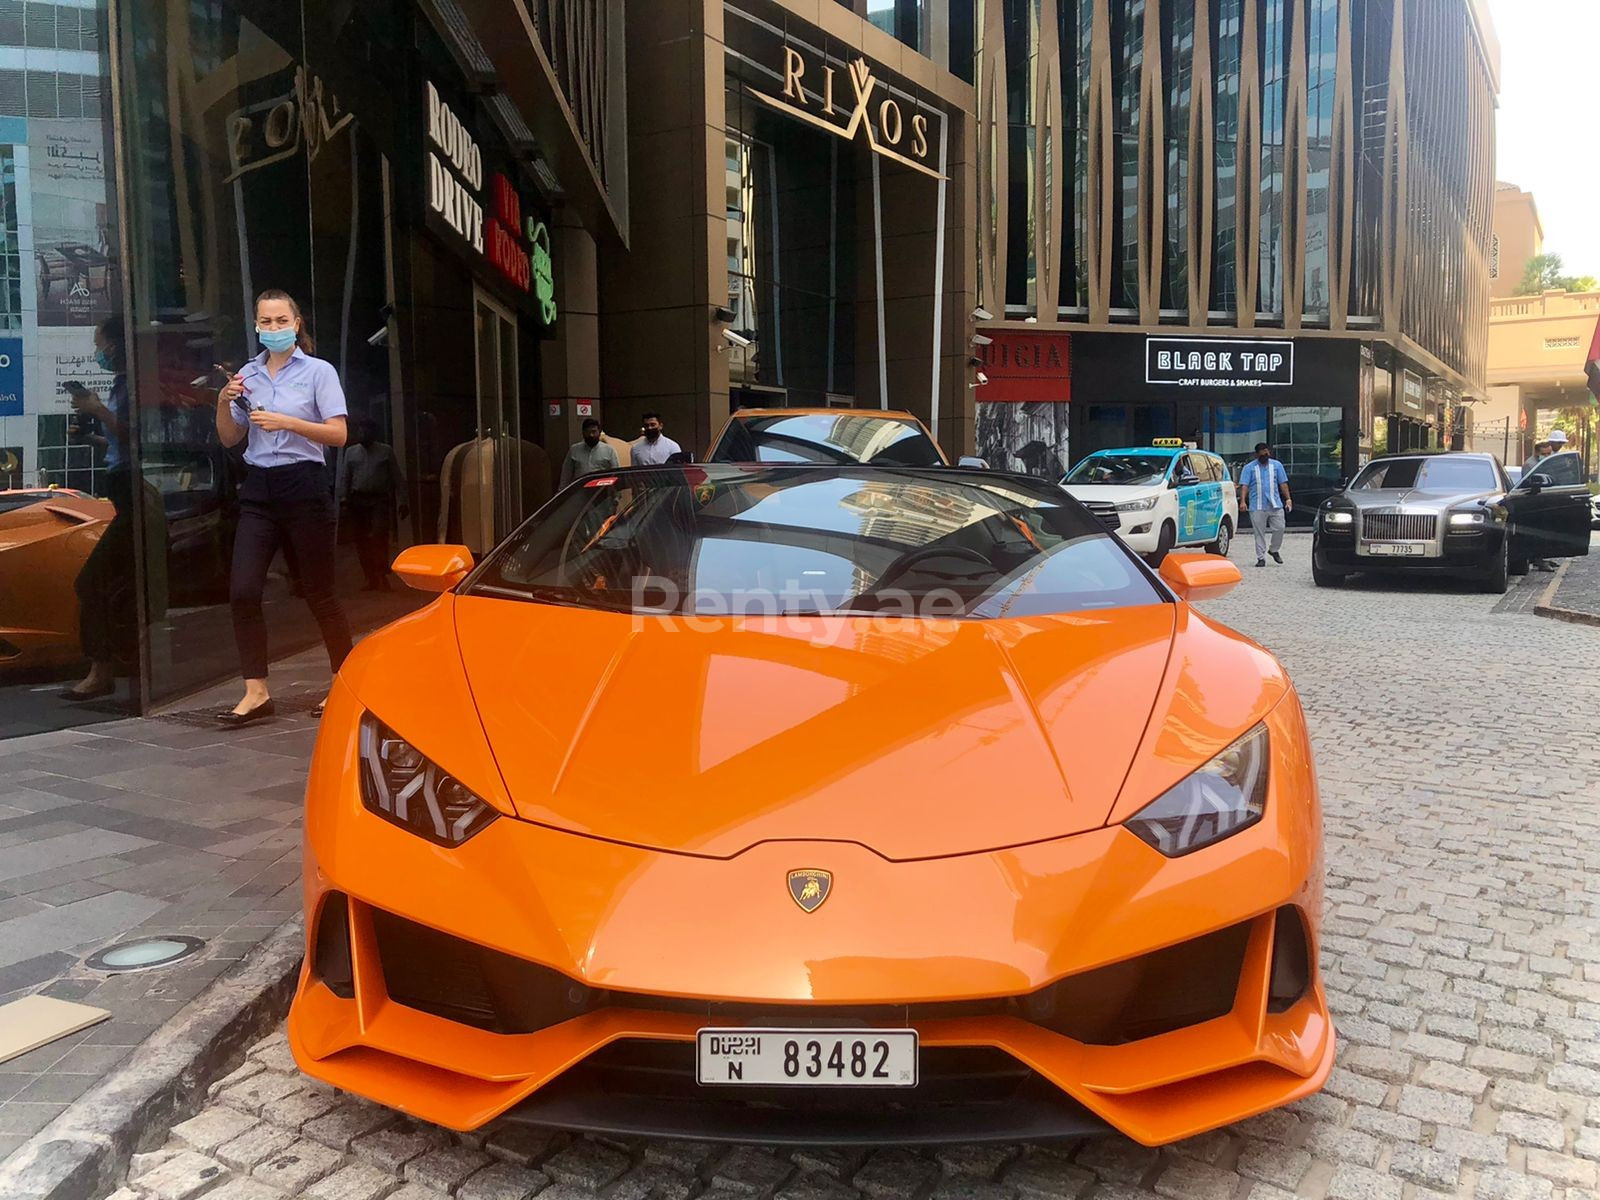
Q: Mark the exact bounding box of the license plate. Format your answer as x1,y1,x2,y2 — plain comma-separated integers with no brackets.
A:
696,1028,918,1087
1365,542,1423,556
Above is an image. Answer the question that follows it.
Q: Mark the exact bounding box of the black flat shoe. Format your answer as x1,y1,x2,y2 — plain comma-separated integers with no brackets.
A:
62,683,114,702
217,700,276,728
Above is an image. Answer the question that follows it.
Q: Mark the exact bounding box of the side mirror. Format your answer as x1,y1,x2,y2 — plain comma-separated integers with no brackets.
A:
393,544,474,593
1158,554,1242,602
956,455,990,470
1523,473,1553,492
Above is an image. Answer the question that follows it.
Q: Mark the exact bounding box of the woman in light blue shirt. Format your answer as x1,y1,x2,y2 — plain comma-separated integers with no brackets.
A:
214,290,352,726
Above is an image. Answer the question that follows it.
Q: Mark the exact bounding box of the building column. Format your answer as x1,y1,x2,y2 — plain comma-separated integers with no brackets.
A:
541,213,602,463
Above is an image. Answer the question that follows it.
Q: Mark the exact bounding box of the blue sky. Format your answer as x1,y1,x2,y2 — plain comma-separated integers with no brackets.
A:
1487,0,1600,279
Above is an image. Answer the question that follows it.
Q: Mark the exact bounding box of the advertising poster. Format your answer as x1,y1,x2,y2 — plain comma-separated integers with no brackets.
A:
29,119,115,329
0,337,21,416
28,328,114,416
976,401,1070,479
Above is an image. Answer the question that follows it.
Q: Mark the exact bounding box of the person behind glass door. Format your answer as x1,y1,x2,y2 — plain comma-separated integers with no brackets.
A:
63,316,132,701
1237,441,1291,568
630,412,681,466
215,290,352,726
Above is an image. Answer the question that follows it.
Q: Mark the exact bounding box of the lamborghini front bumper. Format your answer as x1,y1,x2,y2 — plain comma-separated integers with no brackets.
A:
288,682,1333,1146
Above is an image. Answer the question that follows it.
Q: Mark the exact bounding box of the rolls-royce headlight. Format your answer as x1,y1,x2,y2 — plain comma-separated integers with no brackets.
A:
1322,511,1353,526
358,715,498,847
1448,511,1487,527
1126,725,1269,857
1115,496,1160,512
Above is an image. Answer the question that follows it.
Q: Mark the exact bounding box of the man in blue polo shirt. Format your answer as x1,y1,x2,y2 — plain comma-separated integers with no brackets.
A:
1237,441,1292,567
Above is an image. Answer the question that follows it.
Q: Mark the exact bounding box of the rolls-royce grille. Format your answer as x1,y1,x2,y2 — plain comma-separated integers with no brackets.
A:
1360,511,1436,542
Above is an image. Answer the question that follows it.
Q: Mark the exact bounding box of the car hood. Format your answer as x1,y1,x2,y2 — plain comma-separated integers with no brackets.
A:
449,595,1181,860
1343,488,1495,511
1059,483,1165,505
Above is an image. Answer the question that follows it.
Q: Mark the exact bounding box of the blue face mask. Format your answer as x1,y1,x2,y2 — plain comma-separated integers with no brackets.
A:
257,327,297,354
94,348,115,372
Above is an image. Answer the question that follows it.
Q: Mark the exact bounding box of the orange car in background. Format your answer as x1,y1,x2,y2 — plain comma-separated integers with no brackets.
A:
289,464,1330,1146
0,489,112,671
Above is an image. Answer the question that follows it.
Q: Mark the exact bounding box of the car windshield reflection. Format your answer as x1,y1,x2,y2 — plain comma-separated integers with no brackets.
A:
467,465,1162,619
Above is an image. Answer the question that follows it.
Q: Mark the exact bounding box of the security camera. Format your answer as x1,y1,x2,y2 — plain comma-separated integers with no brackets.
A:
366,326,390,347
971,333,993,346
713,305,738,324
971,306,994,321
723,328,753,349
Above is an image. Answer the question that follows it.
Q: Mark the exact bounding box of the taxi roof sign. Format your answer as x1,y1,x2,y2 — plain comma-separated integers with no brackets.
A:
1151,438,1185,448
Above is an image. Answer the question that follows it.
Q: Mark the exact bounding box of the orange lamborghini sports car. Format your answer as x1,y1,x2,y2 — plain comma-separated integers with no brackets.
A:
289,463,1331,1146
0,489,111,671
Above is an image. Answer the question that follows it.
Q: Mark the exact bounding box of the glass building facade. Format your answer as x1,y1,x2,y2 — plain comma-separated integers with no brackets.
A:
971,0,1497,498
0,0,622,738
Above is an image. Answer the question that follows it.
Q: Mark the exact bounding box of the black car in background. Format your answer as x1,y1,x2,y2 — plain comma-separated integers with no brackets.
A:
1312,451,1590,592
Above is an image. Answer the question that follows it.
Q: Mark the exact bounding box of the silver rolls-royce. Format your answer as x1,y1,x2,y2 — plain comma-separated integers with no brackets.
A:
1311,451,1591,593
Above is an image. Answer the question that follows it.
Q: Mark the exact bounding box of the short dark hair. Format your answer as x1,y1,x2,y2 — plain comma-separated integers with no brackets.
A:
581,417,600,433
642,411,663,424
1255,442,1271,453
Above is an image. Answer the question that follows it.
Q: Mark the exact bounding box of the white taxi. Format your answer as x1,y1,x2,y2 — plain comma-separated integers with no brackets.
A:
1060,440,1240,564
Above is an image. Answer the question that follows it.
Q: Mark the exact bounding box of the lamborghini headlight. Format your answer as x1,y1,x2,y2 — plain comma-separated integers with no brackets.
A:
1125,725,1269,857
358,715,498,847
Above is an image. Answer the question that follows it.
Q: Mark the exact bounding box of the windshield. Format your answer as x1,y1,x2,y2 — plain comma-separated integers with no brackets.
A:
1062,453,1172,487
467,466,1161,619
710,413,944,466
0,492,56,514
1350,457,1500,492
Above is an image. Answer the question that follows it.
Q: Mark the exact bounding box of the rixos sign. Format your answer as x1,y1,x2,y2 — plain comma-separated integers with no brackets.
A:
751,48,942,180
1145,337,1294,388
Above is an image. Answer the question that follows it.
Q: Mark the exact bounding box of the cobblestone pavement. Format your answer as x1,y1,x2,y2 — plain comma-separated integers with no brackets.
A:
107,536,1600,1200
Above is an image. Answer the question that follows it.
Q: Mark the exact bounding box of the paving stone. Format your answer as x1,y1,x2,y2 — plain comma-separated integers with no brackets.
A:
1474,1166,1558,1200
853,1149,940,1198
405,1145,496,1194
542,1140,631,1191
214,1070,303,1117
253,1138,346,1193
270,1084,344,1130
171,1106,260,1154
925,1181,1015,1200
216,1123,298,1172
1000,1154,1093,1200
304,1101,396,1151
1494,1110,1565,1150
1343,1045,1415,1082
1073,1138,1160,1185
775,1174,864,1200
384,1187,452,1200
1523,1146,1598,1189
786,1148,868,1180
201,1180,288,1200
1386,1144,1462,1191
1432,1124,1509,1165
1417,1061,1490,1097
1326,1162,1403,1200
1397,1083,1476,1126
304,1162,408,1200
354,1121,452,1171
486,1126,565,1168
1469,1047,1541,1079
458,1162,550,1200
1350,1105,1422,1143
1490,1079,1570,1118
933,1143,1019,1178
1234,1142,1311,1190
1303,1123,1380,1168
136,1150,231,1200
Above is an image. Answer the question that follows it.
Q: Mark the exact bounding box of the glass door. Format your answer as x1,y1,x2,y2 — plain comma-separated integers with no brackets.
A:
473,288,522,545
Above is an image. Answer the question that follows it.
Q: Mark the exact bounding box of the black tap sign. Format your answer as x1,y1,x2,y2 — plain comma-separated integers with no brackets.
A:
1145,338,1295,388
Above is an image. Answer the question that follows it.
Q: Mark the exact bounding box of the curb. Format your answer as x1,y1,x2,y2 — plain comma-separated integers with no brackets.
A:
0,919,305,1200
1532,560,1600,628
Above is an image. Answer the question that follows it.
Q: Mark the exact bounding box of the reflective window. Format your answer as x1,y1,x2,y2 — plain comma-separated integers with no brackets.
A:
1063,451,1172,486
472,466,1162,618
710,413,943,466
1352,457,1499,492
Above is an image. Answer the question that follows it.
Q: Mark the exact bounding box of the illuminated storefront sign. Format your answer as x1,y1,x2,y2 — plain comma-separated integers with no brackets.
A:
751,47,943,181
426,81,484,253
1145,337,1294,388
